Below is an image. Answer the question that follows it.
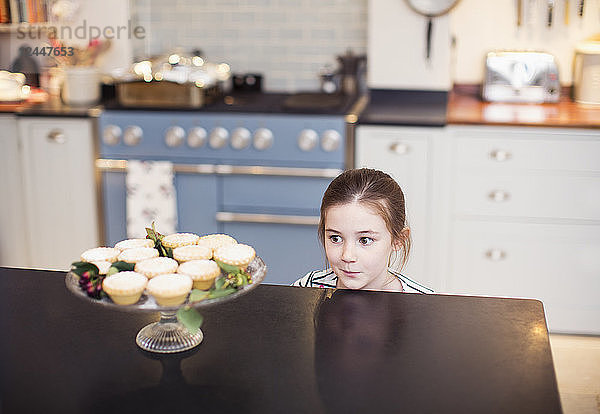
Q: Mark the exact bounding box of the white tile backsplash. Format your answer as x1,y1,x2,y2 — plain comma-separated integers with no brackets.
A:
130,0,367,92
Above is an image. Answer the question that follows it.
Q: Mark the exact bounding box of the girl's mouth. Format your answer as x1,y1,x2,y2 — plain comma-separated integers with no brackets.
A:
340,269,360,277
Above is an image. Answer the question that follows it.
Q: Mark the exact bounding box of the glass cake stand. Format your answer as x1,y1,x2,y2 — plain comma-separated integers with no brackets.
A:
65,257,266,354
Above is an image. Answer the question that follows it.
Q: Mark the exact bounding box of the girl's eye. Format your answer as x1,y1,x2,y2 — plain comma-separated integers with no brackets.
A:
359,237,373,246
329,235,342,244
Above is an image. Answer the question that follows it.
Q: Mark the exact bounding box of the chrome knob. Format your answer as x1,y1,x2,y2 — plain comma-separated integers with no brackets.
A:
490,149,512,162
230,127,251,150
187,127,207,148
253,128,273,150
320,129,342,152
389,142,410,155
488,190,510,202
165,126,185,148
485,249,507,261
209,127,229,149
297,129,318,151
47,129,66,144
103,125,121,146
123,126,143,146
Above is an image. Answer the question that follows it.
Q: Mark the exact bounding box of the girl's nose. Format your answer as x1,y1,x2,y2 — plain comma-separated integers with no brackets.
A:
341,242,356,262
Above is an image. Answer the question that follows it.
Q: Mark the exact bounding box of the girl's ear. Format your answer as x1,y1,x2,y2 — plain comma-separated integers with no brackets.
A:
393,227,410,251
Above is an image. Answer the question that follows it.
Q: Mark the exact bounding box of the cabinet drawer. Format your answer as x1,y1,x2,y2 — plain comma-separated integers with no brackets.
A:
453,128,600,172
446,220,600,333
221,175,331,214
454,173,600,221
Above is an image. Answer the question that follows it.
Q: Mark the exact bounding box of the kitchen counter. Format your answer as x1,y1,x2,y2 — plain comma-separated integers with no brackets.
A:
0,266,562,414
358,89,448,126
447,85,600,129
5,91,359,117
15,95,101,117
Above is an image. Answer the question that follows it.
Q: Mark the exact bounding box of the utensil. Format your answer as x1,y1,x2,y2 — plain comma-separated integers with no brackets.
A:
547,0,555,27
404,0,461,61
578,0,584,17
565,0,570,25
517,0,523,26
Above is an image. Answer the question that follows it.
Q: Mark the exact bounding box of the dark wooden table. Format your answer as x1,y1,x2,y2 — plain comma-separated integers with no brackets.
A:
0,267,562,413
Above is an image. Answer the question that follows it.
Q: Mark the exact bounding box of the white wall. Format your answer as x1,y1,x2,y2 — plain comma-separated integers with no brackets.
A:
368,0,452,91
450,0,600,85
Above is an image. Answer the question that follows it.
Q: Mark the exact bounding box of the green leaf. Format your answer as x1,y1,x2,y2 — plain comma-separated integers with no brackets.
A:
110,261,135,272
207,287,236,299
214,259,241,275
70,262,99,277
214,276,226,290
176,307,204,334
106,266,119,277
189,289,210,303
145,227,157,241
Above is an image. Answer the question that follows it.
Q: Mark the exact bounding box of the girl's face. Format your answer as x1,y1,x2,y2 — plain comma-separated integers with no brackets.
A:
324,201,400,291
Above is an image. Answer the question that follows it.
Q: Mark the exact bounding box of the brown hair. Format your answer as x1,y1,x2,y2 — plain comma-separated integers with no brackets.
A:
318,168,411,270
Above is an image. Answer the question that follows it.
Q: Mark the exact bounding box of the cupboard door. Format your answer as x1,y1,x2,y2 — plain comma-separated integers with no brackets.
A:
19,118,99,270
446,220,600,334
355,126,433,284
0,115,28,267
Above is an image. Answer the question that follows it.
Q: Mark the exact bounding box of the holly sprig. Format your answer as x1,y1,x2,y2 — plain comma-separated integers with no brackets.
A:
145,222,173,258
70,261,105,299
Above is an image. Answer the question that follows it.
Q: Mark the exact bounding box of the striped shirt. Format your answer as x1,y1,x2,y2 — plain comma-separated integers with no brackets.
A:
292,268,434,294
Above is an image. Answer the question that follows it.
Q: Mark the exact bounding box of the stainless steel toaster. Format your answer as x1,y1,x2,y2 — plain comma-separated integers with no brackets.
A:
482,51,560,103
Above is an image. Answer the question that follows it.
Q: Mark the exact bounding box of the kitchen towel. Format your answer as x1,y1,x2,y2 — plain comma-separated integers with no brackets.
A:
126,160,177,239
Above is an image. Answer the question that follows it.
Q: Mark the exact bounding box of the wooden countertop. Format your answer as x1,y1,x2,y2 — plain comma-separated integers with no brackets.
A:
447,85,600,129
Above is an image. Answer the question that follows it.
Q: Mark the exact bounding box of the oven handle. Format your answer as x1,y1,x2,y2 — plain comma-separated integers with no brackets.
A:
96,159,342,178
216,212,319,226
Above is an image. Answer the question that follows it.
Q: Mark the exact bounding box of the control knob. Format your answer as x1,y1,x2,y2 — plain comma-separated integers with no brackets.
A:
253,128,273,150
209,127,229,149
187,127,207,148
320,129,341,152
165,126,185,147
297,129,318,151
230,127,251,150
103,124,122,146
123,126,143,146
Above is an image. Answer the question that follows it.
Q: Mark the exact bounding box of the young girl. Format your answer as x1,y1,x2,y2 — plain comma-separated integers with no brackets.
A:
293,168,433,294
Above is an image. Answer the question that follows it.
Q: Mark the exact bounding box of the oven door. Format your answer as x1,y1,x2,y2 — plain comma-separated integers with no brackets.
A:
98,160,339,285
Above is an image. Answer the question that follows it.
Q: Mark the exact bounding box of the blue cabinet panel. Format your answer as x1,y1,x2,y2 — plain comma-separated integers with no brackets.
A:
223,222,326,285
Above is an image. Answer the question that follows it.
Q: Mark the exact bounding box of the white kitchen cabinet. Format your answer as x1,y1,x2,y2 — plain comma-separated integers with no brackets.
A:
18,117,99,270
0,114,29,267
445,125,600,334
355,125,446,290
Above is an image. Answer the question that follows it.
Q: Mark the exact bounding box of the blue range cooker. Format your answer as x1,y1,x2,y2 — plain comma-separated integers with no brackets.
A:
97,93,358,284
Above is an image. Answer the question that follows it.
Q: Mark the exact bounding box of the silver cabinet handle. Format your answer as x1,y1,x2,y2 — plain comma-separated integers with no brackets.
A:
216,212,319,226
389,142,410,155
488,190,510,202
47,129,66,144
489,149,512,162
485,249,507,261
